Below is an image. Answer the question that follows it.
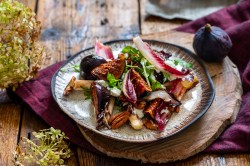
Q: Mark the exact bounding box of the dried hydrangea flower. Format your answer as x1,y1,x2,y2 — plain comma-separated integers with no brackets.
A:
13,127,71,165
0,0,45,90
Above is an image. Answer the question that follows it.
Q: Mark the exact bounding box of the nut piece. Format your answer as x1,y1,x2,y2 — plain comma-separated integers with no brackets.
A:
129,114,143,130
109,111,131,129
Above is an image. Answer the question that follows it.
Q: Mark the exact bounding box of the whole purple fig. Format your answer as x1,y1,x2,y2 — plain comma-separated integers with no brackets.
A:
193,24,232,62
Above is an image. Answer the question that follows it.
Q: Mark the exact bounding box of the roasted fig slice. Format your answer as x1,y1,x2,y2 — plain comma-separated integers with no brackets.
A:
90,82,114,129
144,98,167,119
91,54,126,80
144,119,158,130
130,68,152,97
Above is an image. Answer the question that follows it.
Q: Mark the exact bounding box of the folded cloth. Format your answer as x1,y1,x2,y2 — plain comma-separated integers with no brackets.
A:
176,0,250,153
15,62,101,154
146,0,238,20
14,0,250,155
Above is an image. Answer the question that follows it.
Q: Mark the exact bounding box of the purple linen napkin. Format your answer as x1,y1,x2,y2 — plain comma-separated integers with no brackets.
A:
176,0,250,152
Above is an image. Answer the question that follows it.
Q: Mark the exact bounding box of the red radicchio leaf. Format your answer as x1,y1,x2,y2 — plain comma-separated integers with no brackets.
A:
167,78,182,93
155,110,172,131
122,69,137,103
133,36,189,76
95,40,114,60
155,111,165,131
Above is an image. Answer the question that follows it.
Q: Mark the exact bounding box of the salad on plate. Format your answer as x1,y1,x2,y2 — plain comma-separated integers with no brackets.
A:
63,36,198,131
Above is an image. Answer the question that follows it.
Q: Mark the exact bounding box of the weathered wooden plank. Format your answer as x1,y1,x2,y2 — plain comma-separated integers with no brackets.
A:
19,108,49,140
0,104,21,166
140,0,187,35
72,150,250,166
36,0,140,67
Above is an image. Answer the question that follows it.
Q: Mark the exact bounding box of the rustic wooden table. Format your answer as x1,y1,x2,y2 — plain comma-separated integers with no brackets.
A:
1,0,249,165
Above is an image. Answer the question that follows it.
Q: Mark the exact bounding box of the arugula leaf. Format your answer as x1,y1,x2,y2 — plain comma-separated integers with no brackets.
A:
149,70,164,90
174,59,193,69
140,58,151,87
61,64,80,72
122,46,142,62
107,73,121,89
73,65,80,72
163,72,170,82
82,87,92,100
152,81,163,90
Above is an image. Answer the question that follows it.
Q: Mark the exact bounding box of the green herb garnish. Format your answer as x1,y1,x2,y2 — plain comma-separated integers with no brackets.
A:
82,87,92,100
152,81,163,90
174,59,193,69
61,64,80,72
122,46,143,62
140,58,151,87
149,70,164,90
107,73,122,89
163,72,170,82
13,127,71,166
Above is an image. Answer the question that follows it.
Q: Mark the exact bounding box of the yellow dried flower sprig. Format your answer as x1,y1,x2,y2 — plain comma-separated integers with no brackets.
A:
13,127,71,166
0,0,45,90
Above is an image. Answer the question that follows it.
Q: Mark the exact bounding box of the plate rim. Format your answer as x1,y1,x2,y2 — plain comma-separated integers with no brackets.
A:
51,39,215,143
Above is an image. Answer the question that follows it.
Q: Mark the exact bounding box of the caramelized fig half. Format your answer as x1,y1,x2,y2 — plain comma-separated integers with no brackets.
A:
91,54,126,80
130,68,152,97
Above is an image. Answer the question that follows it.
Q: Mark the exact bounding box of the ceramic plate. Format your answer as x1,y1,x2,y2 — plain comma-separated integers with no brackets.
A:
51,40,215,143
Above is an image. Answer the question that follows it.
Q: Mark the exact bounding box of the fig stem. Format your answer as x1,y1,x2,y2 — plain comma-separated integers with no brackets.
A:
205,24,212,32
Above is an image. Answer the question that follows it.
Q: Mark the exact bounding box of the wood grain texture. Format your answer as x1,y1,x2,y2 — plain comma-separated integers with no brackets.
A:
79,31,243,163
140,0,187,34
36,0,140,68
0,104,21,166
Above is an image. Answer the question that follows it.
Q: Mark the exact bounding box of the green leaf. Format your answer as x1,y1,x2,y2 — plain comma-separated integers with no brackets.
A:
140,58,151,87
163,72,170,82
122,46,142,62
149,70,164,90
173,59,193,69
82,87,91,100
151,81,163,90
61,64,80,72
107,73,121,89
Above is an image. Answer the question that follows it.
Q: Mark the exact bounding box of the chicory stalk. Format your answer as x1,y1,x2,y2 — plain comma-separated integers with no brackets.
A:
133,36,189,76
95,40,114,60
